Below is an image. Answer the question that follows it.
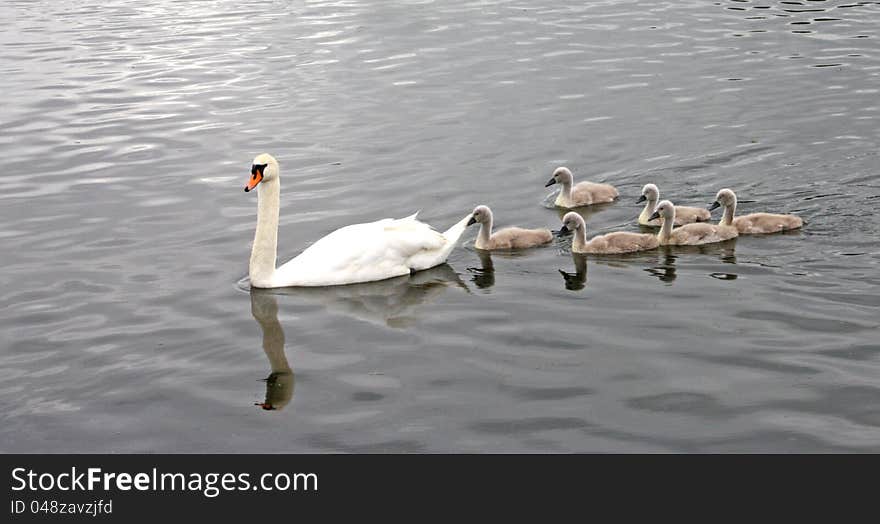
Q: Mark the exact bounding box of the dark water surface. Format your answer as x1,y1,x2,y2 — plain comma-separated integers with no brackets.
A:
2,0,879,452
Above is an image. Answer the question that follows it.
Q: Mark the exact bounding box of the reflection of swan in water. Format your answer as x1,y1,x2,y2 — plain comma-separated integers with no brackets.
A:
261,264,469,328
558,253,587,290
644,251,678,284
468,250,496,289
558,250,657,290
644,241,738,283
250,290,294,411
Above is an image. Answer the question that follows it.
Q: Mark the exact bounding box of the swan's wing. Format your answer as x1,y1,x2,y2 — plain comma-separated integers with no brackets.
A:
274,215,446,286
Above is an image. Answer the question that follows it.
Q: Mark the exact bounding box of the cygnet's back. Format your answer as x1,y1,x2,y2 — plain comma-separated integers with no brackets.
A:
652,200,738,246
637,183,711,226
468,205,553,250
561,212,658,254
483,226,553,250
546,167,619,208
710,188,803,234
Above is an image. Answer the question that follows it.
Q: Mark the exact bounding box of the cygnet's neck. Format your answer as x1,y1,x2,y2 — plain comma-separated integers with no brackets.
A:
250,177,280,287
476,214,494,248
721,200,736,227
658,213,674,242
560,180,573,203
572,224,588,251
639,196,658,223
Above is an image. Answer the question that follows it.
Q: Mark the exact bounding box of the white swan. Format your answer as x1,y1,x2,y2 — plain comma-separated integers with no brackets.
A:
651,200,738,246
709,188,804,234
637,183,710,226
545,167,619,208
560,212,659,254
467,205,553,250
244,154,471,288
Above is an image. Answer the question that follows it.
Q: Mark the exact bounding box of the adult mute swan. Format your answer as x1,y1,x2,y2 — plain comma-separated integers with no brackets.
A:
244,154,471,287
467,205,553,250
545,167,619,208
650,200,738,246
560,212,659,254
637,183,710,226
709,188,803,234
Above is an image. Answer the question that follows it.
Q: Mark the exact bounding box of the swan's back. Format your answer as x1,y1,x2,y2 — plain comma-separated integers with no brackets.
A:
733,212,803,234
582,231,659,254
482,227,553,250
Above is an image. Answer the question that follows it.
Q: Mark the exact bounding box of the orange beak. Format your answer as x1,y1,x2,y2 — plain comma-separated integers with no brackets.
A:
244,171,263,192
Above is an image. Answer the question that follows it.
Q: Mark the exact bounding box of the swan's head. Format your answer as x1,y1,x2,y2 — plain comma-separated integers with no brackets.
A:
244,153,279,192
558,211,585,235
649,200,675,222
709,188,736,211
467,205,492,227
545,166,573,187
637,183,659,204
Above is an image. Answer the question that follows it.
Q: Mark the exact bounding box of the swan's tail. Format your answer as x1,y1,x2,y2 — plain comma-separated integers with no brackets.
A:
408,214,472,271
441,214,472,248
434,213,472,262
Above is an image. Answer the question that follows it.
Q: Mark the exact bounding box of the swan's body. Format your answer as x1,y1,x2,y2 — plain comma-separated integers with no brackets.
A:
651,200,738,246
637,183,710,226
467,205,553,250
560,212,659,254
546,167,619,208
245,154,470,288
710,188,803,234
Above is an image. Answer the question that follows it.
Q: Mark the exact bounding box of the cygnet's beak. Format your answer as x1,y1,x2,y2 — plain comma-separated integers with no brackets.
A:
559,224,570,235
636,195,647,204
707,201,721,211
545,177,557,187
467,216,477,227
649,211,661,221
244,166,264,192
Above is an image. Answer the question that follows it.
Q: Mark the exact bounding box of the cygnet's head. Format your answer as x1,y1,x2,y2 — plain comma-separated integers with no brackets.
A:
649,200,675,222
637,183,659,204
545,166,574,187
709,188,737,212
559,211,586,234
467,205,493,227
244,153,280,192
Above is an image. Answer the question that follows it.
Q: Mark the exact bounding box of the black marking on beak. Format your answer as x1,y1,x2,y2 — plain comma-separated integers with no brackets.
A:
559,224,570,235
545,177,557,187
708,201,721,211
467,216,477,226
649,211,661,221
636,195,647,204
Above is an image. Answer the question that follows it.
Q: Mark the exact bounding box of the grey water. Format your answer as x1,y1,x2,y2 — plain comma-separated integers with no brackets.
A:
1,0,879,453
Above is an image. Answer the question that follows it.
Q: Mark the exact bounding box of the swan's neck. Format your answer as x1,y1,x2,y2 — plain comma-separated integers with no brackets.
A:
477,216,493,248
639,197,657,223
250,177,280,287
721,200,736,227
658,215,674,242
572,226,588,251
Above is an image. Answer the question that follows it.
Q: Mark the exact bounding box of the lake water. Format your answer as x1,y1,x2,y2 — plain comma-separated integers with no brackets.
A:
1,0,879,452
